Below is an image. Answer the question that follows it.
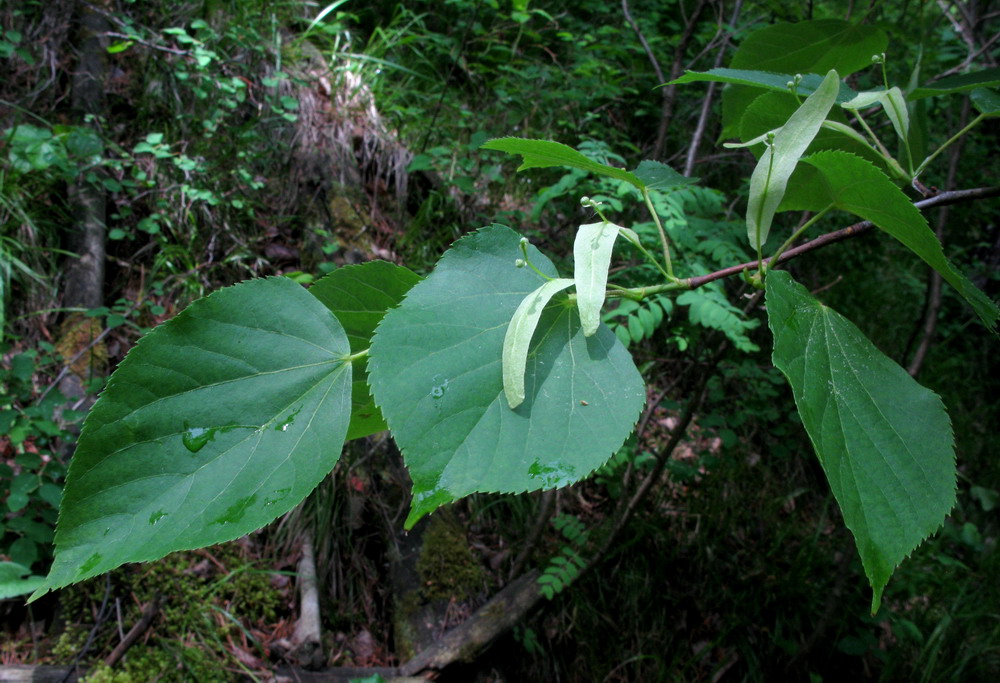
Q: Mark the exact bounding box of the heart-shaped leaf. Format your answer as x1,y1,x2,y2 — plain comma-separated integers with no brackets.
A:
308,261,421,439
34,277,352,599
717,19,886,141
766,270,956,612
369,225,645,528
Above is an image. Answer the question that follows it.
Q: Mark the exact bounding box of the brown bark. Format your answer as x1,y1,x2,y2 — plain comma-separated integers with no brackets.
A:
59,0,109,401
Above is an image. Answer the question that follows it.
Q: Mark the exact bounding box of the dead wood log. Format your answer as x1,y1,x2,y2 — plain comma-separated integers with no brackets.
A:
399,568,541,677
291,531,324,669
0,666,82,682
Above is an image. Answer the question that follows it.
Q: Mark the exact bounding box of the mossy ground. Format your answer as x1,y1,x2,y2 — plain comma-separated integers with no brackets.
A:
415,514,485,603
50,538,290,682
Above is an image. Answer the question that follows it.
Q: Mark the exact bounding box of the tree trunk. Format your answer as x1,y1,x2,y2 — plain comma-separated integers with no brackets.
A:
59,0,109,401
65,1,108,311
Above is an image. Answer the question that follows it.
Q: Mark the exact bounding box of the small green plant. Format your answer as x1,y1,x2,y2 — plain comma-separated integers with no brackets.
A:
24,20,1000,619
538,514,589,600
1,345,84,594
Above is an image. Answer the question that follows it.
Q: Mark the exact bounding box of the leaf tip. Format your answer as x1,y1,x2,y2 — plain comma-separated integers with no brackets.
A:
869,584,885,616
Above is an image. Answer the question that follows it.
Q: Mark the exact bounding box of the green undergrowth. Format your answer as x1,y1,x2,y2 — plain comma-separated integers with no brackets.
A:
52,539,286,682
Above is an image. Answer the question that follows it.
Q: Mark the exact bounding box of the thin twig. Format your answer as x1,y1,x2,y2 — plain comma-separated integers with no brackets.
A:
102,31,188,56
104,596,162,668
684,0,743,176
624,0,708,159
62,575,113,683
508,489,556,581
684,186,1000,290
907,99,972,376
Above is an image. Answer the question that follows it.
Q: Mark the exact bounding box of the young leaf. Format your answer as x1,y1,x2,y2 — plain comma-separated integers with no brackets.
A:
368,226,645,528
766,270,956,613
33,277,353,599
792,150,998,331
574,221,621,337
908,67,1000,100
746,69,840,250
308,261,421,440
503,277,575,408
481,137,643,189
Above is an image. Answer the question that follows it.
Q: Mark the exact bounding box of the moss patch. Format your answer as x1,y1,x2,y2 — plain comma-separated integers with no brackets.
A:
415,514,485,602
58,541,287,682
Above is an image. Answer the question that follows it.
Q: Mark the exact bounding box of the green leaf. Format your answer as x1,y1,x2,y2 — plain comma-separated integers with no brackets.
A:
718,20,886,140
0,562,44,600
369,226,645,528
766,270,956,612
668,69,856,102
33,277,352,600
789,150,998,331
574,222,621,336
746,70,840,249
503,278,575,408
971,88,1000,116
106,40,133,54
481,137,644,189
632,160,697,190
308,261,422,440
908,68,1000,100
730,20,888,76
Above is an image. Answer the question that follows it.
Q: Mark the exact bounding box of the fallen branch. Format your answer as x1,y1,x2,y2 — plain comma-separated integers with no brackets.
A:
291,530,324,669
103,595,162,668
400,569,541,676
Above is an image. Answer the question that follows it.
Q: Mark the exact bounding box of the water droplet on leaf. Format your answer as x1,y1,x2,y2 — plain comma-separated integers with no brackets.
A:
148,510,167,526
182,425,215,452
